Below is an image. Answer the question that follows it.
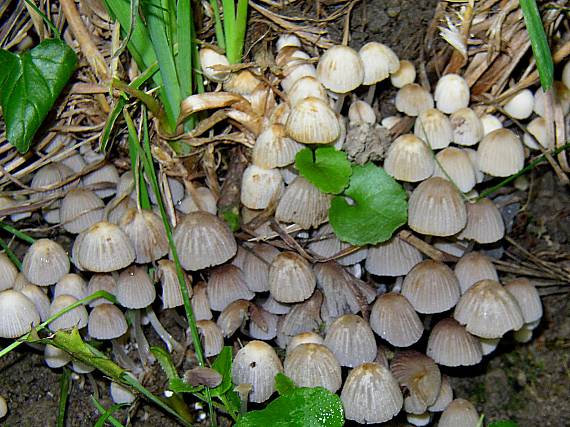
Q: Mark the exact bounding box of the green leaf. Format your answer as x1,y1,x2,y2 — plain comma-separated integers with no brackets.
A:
520,0,553,91
210,346,233,397
295,147,352,194
151,346,180,381
169,377,203,394
329,163,407,246
488,421,518,427
274,373,296,395
236,385,343,427
0,39,77,153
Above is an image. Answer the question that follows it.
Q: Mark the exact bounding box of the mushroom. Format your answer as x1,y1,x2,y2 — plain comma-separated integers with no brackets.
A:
284,343,342,392
22,238,70,286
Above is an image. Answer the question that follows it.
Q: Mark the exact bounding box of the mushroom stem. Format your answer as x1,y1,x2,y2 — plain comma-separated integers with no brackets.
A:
365,84,377,106
111,339,142,375
334,93,347,114
128,309,156,366
146,307,184,354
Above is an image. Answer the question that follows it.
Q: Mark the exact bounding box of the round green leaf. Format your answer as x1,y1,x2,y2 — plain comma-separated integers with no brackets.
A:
295,147,352,194
329,163,408,245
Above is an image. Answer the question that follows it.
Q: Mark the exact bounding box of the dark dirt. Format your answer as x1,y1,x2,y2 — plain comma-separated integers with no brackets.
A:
2,1,570,427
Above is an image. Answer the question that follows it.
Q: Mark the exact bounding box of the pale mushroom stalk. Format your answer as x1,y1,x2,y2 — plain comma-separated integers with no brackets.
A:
365,84,377,106
111,339,142,375
146,307,184,354
128,309,156,366
334,93,347,113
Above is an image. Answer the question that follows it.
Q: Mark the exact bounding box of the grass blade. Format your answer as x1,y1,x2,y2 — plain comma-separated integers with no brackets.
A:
57,367,71,427
177,0,194,131
209,0,226,51
91,398,127,427
520,0,554,91
222,0,236,61
124,109,151,210
0,221,35,244
232,0,249,64
0,239,21,270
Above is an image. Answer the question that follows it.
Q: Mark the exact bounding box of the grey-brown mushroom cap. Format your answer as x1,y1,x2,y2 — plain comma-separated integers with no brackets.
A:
0,290,40,338
284,343,342,393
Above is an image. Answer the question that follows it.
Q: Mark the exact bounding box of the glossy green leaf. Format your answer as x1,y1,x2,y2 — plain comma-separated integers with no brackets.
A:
210,346,233,397
488,421,518,427
274,373,296,395
151,346,179,381
329,163,407,245
295,147,352,194
0,39,77,153
236,384,343,427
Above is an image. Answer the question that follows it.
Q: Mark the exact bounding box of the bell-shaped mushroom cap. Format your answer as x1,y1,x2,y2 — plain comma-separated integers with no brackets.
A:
106,195,136,225
308,223,368,266
176,186,218,216
434,74,470,114
504,278,542,324
480,113,503,135
252,124,303,169
384,134,435,182
269,252,316,303
504,88,534,120
48,295,88,332
477,128,524,177
287,76,328,107
158,259,192,309
365,236,422,277
348,100,376,126
232,244,279,293
116,266,156,309
324,314,377,368
54,273,86,300
83,163,120,198
450,107,484,146
232,340,283,403
285,97,340,145
454,279,524,338
196,320,223,357
73,221,135,272
414,108,453,150
0,290,40,338
426,318,483,367
173,211,237,271
86,274,116,307
276,34,301,51
0,253,17,291
395,83,434,116
22,239,70,286
258,294,291,315
402,260,460,314
60,188,105,234
457,198,505,244
88,303,128,340
248,307,278,341
429,374,453,412
341,362,403,424
199,47,230,82
390,60,416,88
278,291,323,346
207,265,254,311
275,176,331,229
370,293,423,347
358,42,400,85
217,300,250,337
192,282,213,321
240,165,284,210
45,343,71,369
19,284,50,322
523,116,554,150
391,351,441,414
432,147,477,193
408,177,467,237
454,252,499,293
287,332,324,353
29,162,77,203
533,81,570,117
119,209,168,264
281,62,317,92
439,398,479,427
316,45,364,93
284,343,342,392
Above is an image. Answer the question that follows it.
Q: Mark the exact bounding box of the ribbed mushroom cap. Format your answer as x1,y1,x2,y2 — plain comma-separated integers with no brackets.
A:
0,253,17,291
287,332,324,353
533,81,570,117
0,290,40,338
504,278,542,324
365,236,422,277
358,42,400,85
324,314,377,367
341,362,403,424
115,266,156,309
158,259,192,309
83,163,120,198
106,195,136,225
463,148,484,183
48,295,88,332
316,45,364,93
275,176,331,229
454,279,524,338
414,108,453,150
429,374,453,412
29,162,77,203
454,252,499,293
432,147,477,193
73,221,135,272
457,198,505,244
477,128,524,177
232,244,279,292
196,319,223,357
60,188,105,234
258,294,291,315
523,116,554,150
478,336,500,356
449,108,483,147
480,113,503,135
278,291,322,346
309,223,368,266
248,307,278,341
110,380,136,405
148,177,184,207
282,62,317,92
192,282,213,321
176,187,218,215
224,69,263,95
45,343,71,369
434,74,470,114
390,60,416,88
391,351,441,414
402,260,461,314
426,318,483,367
439,398,479,427
284,343,342,392
86,274,116,307
348,100,376,126
408,177,467,237
269,252,316,303
395,83,434,116
207,265,254,311
119,209,168,264
285,97,340,144
199,47,230,82
384,134,435,182
12,273,32,292
232,340,283,403
370,293,423,347
19,284,50,322
504,88,534,119
287,76,328,107
173,211,237,271
217,300,250,337
22,239,70,287
276,34,301,51
54,273,86,300
88,303,128,340
252,124,303,169
240,165,284,210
